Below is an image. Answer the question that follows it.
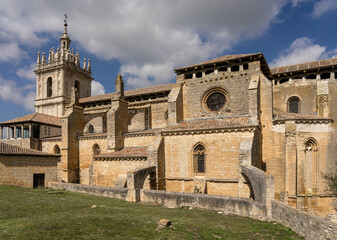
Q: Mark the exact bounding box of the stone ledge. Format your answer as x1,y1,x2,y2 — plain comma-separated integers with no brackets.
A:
49,182,128,200
141,189,268,221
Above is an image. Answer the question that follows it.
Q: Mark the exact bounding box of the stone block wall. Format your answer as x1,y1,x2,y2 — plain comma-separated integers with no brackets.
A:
40,125,61,138
141,189,268,220
259,73,274,169
48,182,337,239
271,200,337,240
271,123,330,194
2,138,40,150
128,107,150,131
273,79,317,115
164,131,253,197
150,102,169,128
42,140,61,153
79,137,107,185
91,159,153,187
0,155,58,187
83,115,105,134
49,182,128,200
181,61,260,120
61,103,84,183
124,135,156,148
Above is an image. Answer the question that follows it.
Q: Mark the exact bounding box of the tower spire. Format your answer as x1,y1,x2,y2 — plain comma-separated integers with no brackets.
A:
60,14,71,50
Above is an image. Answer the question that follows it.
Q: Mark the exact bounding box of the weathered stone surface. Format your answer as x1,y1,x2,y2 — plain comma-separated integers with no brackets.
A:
0,155,58,187
49,182,128,200
271,200,337,240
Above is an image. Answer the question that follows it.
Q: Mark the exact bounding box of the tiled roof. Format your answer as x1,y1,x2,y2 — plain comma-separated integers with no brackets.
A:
174,52,272,78
271,57,337,75
273,113,333,122
0,113,62,126
175,53,261,71
162,116,256,133
79,83,175,104
95,147,147,159
0,141,60,156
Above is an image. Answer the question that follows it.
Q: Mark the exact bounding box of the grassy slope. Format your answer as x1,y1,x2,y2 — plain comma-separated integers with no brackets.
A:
0,186,303,240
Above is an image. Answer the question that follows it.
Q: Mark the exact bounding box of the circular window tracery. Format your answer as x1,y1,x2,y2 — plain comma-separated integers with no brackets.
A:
203,88,227,112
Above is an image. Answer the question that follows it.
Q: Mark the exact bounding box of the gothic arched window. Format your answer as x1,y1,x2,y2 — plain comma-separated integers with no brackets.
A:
288,96,300,114
193,144,206,173
47,77,53,97
54,145,61,154
304,138,319,193
92,144,101,156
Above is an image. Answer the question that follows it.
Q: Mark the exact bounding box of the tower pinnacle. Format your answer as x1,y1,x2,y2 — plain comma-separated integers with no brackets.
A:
60,14,71,50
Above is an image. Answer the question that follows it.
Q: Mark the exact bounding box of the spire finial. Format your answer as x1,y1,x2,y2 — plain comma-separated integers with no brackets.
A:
64,13,68,27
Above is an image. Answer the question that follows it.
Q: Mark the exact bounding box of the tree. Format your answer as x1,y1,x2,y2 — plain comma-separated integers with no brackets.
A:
323,161,337,197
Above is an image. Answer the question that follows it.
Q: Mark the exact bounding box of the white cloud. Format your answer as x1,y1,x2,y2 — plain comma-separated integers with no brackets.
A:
0,42,26,62
0,75,35,111
121,62,175,89
291,0,310,7
16,63,36,81
0,0,287,88
91,80,105,96
312,0,337,18
270,37,327,67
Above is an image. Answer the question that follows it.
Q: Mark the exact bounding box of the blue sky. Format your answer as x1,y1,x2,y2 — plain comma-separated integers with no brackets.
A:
1,0,337,123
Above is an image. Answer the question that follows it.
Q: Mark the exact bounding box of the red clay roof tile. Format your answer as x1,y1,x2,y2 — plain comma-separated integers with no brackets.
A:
0,113,61,126
174,53,262,71
79,83,175,104
0,141,60,156
162,116,256,133
271,57,337,75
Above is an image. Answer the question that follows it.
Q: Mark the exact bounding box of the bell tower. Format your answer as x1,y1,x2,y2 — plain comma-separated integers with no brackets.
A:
34,15,93,117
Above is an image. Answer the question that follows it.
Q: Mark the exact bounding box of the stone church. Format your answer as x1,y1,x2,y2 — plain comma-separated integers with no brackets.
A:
0,20,336,218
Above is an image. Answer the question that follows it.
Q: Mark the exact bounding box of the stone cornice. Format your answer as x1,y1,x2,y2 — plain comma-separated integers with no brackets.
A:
94,156,147,161
128,98,168,107
35,60,93,78
273,119,332,125
78,135,107,140
84,108,110,114
161,126,257,136
123,132,155,138
165,177,239,183
41,138,61,142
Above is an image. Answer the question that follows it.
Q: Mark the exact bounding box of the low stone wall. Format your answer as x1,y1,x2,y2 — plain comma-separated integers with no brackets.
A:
49,183,337,239
271,200,337,240
141,189,268,221
49,182,129,200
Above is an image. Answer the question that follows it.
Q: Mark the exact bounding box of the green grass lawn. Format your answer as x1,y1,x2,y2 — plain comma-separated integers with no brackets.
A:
0,186,303,240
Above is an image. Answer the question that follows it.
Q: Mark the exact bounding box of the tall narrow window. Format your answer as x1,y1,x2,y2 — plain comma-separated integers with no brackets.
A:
54,145,61,154
193,144,206,173
304,138,319,193
92,144,101,156
47,77,52,97
23,126,29,138
288,96,300,113
75,80,80,97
